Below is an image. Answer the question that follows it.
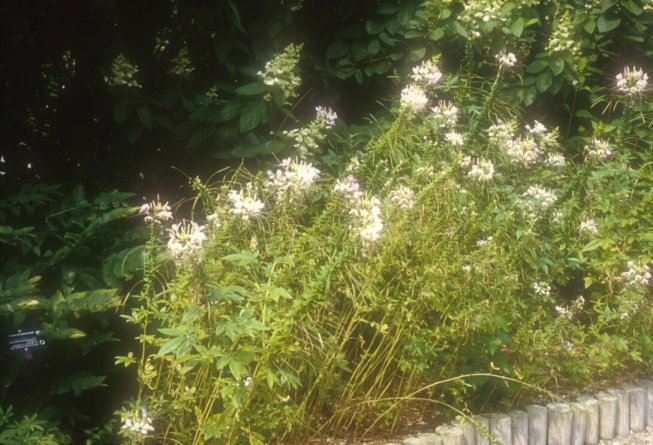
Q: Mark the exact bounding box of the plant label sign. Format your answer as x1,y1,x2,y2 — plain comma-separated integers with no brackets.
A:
8,329,46,352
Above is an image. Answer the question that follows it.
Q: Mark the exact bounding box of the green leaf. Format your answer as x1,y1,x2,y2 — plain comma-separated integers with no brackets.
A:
223,250,259,266
239,101,267,133
597,14,621,32
136,105,152,130
354,69,363,84
407,45,426,63
600,0,618,11
526,59,548,73
185,126,216,150
368,39,381,56
51,373,106,396
326,40,349,59
523,86,537,106
365,19,385,34
124,122,143,143
230,139,285,158
113,96,134,124
510,17,524,37
450,21,469,39
536,71,553,93
352,40,369,62
430,27,445,41
624,0,643,15
378,1,400,14
584,19,596,34
235,83,267,96
550,58,564,76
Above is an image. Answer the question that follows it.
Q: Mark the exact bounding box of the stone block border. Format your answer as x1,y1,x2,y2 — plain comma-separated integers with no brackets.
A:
394,377,653,445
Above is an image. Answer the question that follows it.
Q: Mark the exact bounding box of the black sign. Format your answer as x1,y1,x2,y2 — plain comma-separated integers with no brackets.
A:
8,329,46,352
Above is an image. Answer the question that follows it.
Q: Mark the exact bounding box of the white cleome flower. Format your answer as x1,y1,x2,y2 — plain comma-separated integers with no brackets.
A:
265,157,320,203
410,59,443,87
585,138,612,161
139,199,173,224
333,175,362,201
348,196,383,249
544,153,567,168
388,185,415,210
467,158,495,182
431,100,459,127
167,220,207,264
400,84,428,114
445,131,464,146
315,106,338,129
615,66,648,97
227,183,265,220
621,261,651,289
505,137,542,166
579,218,598,235
495,51,517,67
532,281,552,298
121,408,155,436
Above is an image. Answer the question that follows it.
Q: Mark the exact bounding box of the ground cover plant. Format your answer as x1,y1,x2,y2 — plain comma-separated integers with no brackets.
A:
118,29,653,445
2,0,653,444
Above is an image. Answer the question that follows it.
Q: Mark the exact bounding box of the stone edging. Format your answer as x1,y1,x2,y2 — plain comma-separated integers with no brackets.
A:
391,378,653,445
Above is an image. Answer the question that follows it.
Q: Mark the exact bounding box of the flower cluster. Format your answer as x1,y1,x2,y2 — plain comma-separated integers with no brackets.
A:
315,106,338,129
520,186,557,219
621,261,651,289
585,138,612,161
615,66,648,97
257,43,303,101
505,137,542,166
121,409,155,436
265,157,320,203
410,59,443,87
284,106,337,157
467,158,495,182
167,220,207,264
400,84,429,115
139,199,173,224
105,54,141,88
532,281,552,298
431,100,458,127
349,196,383,249
579,218,598,235
388,185,415,210
546,10,580,57
459,0,509,38
169,46,195,76
495,51,517,67
333,175,362,201
544,154,567,168
228,183,265,220
445,131,464,146
555,295,585,320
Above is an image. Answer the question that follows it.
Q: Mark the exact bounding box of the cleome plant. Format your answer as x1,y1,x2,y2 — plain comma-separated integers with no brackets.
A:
116,46,653,444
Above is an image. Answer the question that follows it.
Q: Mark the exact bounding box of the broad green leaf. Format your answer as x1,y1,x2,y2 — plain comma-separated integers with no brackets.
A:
239,101,267,133
550,58,564,76
235,83,267,96
510,17,524,37
597,14,620,32
378,1,400,14
536,71,553,93
185,126,216,150
136,105,152,130
352,40,368,62
450,21,468,39
326,40,349,59
430,28,445,41
526,59,548,73
407,45,426,62
113,96,134,123
368,39,381,56
600,0,618,11
584,19,596,34
230,139,286,158
365,19,385,34
223,250,258,266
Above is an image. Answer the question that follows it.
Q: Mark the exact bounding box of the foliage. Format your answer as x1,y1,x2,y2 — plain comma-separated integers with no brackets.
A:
119,41,653,443
0,183,145,439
